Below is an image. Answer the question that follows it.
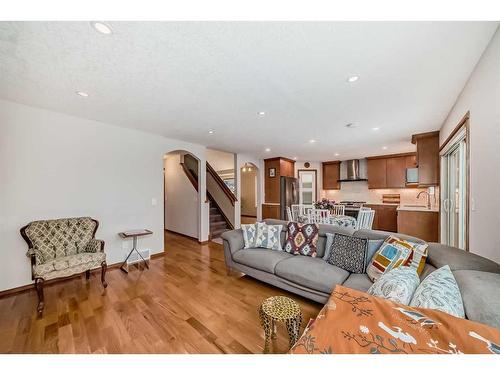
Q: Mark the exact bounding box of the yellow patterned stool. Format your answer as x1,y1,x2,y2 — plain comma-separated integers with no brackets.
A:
258,296,302,353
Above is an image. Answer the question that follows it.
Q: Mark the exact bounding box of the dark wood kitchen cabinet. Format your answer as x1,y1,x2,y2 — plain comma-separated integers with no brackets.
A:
367,158,387,189
386,156,407,188
367,152,417,189
365,204,398,232
412,131,440,186
322,161,341,190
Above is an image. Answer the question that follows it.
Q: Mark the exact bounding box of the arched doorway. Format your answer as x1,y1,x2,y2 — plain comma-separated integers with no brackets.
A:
163,150,202,240
240,162,259,224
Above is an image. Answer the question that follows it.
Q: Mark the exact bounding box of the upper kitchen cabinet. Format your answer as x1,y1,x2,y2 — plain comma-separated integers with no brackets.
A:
322,161,341,190
367,153,417,189
367,158,387,189
412,131,440,186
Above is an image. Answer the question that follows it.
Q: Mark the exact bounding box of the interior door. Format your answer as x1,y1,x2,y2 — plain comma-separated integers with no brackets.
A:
298,170,316,205
441,127,467,249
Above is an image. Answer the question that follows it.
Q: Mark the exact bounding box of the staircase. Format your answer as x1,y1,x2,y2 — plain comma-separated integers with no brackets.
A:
180,153,235,240
209,203,231,239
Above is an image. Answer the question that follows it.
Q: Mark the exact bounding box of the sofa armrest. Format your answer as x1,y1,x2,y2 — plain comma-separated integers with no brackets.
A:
84,239,105,253
221,229,244,256
26,248,43,280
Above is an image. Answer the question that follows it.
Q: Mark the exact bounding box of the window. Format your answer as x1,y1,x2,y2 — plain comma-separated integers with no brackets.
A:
298,170,317,205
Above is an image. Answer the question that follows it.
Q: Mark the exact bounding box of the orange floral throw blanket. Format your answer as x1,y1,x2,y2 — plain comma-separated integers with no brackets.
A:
290,285,500,354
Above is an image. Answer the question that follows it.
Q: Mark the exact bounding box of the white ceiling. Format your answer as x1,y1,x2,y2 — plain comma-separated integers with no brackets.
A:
0,22,497,160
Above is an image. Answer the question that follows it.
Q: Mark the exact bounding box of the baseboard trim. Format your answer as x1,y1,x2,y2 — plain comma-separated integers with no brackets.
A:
241,215,257,218
0,252,166,299
165,228,199,241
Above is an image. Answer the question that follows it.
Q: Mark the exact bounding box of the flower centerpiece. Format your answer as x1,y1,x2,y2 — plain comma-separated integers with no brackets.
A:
313,198,336,210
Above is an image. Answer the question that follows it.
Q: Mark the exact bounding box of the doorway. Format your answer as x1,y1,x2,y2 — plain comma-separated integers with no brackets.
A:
240,162,258,224
440,113,470,250
297,170,317,205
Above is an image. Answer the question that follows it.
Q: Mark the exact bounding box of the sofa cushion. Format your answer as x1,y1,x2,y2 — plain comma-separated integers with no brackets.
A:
255,222,283,251
366,236,413,282
232,248,293,273
34,252,106,279
454,270,500,329
342,273,373,292
275,256,350,294
427,243,500,274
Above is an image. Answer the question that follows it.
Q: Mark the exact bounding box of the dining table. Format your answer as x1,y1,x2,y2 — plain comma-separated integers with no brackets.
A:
297,214,357,229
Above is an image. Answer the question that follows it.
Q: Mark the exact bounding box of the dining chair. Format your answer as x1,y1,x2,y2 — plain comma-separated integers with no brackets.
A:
300,204,314,217
308,209,331,224
286,206,294,222
331,204,345,216
290,204,301,221
356,208,375,230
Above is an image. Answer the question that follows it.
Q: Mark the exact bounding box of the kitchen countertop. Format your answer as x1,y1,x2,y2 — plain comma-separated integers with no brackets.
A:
397,205,439,213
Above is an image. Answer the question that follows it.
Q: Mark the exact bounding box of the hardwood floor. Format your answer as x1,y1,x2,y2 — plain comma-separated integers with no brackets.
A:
0,231,322,354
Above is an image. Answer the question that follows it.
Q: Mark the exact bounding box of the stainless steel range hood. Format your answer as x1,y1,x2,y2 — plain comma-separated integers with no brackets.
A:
337,159,368,182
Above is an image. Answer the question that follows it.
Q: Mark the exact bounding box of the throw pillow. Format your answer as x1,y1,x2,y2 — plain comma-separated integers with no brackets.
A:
326,233,368,273
403,242,429,275
241,224,257,249
367,266,420,305
410,265,465,318
322,233,335,260
284,222,319,257
255,222,283,251
366,239,384,266
366,235,413,282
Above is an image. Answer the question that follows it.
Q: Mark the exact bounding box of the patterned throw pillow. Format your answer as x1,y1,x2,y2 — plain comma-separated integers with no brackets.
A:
255,222,283,251
366,236,413,282
322,233,335,260
241,224,257,249
403,242,429,275
326,233,368,273
410,265,465,318
367,266,420,305
284,222,319,257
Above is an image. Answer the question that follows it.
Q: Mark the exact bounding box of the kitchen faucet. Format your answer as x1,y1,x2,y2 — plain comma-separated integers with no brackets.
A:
417,191,431,209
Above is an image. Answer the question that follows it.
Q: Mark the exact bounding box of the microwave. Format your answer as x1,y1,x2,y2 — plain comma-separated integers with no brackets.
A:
406,168,419,184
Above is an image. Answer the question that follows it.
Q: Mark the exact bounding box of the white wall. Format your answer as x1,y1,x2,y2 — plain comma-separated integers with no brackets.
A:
0,99,209,292
206,148,235,171
235,154,263,228
240,167,257,216
164,153,199,238
439,26,500,263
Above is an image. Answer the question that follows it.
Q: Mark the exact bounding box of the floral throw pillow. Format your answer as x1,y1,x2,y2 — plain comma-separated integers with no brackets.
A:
367,266,420,305
410,265,465,318
254,222,283,251
284,222,319,257
241,224,257,249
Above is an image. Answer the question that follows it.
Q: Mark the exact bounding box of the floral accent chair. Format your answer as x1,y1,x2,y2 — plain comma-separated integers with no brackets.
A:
20,217,108,314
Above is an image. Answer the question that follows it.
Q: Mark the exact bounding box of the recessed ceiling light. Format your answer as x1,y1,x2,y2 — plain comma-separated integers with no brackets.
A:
265,148,271,152
345,123,358,129
309,139,316,143
382,146,388,150
334,153,340,156
347,75,359,83
372,127,380,131
91,22,113,35
208,130,215,134
76,91,89,97
258,111,266,116
293,157,298,160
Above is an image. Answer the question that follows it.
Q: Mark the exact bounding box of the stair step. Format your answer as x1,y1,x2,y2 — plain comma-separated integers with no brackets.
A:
210,214,223,221
211,228,230,238
210,222,228,230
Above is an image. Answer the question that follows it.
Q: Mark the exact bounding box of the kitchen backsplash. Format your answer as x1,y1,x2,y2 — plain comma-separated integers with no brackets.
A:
321,180,439,207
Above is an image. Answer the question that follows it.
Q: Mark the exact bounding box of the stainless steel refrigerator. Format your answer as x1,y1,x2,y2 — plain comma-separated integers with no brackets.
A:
280,176,299,220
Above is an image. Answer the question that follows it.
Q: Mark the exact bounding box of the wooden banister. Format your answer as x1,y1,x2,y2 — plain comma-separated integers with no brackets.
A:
206,162,237,206
180,162,199,191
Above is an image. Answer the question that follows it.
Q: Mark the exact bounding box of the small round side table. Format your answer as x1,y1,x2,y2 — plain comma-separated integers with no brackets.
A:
258,296,302,353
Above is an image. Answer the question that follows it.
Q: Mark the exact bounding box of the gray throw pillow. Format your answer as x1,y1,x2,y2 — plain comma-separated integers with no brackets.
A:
366,239,384,268
241,223,257,249
326,233,368,273
323,233,336,260
367,266,420,305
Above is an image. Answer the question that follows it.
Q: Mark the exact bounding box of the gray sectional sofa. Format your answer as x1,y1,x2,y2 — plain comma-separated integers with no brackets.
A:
221,219,500,328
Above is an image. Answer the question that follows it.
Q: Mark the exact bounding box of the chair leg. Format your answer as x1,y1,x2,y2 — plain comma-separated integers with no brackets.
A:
85,270,90,280
35,278,44,314
101,261,108,288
